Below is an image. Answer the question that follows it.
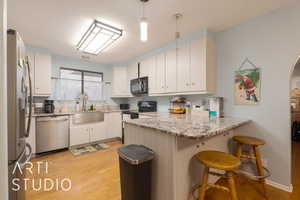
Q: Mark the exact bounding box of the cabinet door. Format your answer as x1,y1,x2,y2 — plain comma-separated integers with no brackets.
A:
34,53,52,96
165,48,177,93
112,66,129,96
177,43,191,92
142,57,156,94
140,59,149,77
127,62,138,80
70,126,90,146
90,122,107,142
155,53,166,93
190,38,206,91
106,112,122,138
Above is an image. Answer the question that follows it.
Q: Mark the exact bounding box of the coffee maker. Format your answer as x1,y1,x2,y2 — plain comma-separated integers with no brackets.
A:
44,100,55,113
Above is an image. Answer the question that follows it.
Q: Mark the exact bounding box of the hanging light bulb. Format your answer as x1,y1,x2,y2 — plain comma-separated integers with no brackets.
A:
140,17,148,42
140,0,149,42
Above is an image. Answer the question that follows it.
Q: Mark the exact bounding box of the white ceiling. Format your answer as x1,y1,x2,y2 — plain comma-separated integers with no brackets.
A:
8,0,297,64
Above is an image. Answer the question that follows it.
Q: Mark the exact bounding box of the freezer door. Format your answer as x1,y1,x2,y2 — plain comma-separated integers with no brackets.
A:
8,143,32,200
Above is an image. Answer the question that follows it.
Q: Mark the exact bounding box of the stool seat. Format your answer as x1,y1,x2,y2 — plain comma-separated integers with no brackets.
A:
196,151,241,171
233,136,265,146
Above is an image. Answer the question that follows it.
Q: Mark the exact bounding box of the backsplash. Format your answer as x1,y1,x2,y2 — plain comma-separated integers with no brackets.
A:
128,94,214,112
33,96,126,113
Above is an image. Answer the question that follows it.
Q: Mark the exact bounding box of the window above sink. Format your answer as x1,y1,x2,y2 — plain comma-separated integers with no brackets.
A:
51,68,104,101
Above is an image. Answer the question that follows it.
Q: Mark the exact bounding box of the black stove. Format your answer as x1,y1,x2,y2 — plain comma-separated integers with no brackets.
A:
121,101,157,144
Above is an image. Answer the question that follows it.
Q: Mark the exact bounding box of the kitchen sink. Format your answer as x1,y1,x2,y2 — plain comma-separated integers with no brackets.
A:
72,111,104,125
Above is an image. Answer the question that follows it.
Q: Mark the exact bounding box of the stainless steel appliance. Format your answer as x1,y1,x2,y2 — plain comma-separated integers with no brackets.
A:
130,62,149,95
44,100,55,113
36,116,69,153
130,77,148,95
7,30,33,200
121,101,157,144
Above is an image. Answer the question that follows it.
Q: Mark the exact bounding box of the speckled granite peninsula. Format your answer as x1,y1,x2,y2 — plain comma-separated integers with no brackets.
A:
125,114,251,139
124,113,251,200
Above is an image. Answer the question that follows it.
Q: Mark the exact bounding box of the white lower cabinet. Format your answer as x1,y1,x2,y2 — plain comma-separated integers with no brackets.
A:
105,112,122,138
70,125,90,146
90,122,107,142
70,112,122,146
70,122,107,146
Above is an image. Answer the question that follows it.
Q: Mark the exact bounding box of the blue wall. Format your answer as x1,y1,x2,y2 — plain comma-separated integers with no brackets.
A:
215,3,300,187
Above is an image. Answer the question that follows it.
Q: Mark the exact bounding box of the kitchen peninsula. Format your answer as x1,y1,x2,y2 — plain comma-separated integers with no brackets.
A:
124,113,251,200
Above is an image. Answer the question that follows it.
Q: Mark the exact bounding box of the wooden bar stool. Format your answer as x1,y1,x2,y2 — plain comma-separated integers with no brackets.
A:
233,136,267,197
196,151,241,200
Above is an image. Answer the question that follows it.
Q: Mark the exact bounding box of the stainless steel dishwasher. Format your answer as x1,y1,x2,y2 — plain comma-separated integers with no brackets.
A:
36,115,69,153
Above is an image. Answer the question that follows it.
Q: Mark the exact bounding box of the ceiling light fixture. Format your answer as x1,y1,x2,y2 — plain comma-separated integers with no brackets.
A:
174,13,183,50
77,20,123,55
140,0,149,42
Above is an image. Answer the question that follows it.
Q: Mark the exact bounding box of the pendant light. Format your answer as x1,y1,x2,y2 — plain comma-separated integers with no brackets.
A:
140,0,149,42
174,13,183,50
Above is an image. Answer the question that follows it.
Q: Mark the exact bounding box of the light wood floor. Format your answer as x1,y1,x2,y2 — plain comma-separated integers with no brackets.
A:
25,141,300,200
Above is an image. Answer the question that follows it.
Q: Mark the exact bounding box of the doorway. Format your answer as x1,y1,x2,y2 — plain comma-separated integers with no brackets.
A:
290,57,300,199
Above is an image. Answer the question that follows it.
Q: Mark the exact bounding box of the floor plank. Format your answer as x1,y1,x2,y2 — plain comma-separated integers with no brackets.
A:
25,141,300,200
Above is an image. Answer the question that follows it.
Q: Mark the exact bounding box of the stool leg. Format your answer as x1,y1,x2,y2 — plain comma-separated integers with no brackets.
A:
253,146,267,198
199,166,209,200
227,171,239,200
236,143,243,159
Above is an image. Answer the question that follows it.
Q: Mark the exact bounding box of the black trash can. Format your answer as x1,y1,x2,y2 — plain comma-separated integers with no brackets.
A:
118,144,155,200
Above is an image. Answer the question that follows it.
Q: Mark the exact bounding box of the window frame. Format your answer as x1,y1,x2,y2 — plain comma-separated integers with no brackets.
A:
60,67,103,95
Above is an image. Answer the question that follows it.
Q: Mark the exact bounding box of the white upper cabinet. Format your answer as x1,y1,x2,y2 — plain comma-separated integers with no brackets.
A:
140,59,150,77
154,53,166,94
141,57,156,94
34,53,52,96
127,62,138,80
112,66,131,97
165,48,177,93
190,37,215,92
113,35,215,97
177,43,191,92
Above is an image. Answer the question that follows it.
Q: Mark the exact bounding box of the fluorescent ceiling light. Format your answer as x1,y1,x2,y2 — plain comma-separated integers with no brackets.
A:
77,20,123,55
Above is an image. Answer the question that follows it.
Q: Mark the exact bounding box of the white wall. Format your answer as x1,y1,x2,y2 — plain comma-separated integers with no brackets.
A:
0,0,8,199
216,3,300,187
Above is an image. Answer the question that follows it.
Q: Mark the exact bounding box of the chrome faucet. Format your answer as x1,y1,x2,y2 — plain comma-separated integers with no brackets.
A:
79,93,88,112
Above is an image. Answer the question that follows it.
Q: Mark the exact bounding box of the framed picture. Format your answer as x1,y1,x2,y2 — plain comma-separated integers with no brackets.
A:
235,59,261,105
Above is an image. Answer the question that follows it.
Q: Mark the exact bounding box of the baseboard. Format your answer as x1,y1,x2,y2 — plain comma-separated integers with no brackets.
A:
266,179,293,193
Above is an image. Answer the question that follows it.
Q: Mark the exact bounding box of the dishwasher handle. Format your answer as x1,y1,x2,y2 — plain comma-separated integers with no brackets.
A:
37,116,69,122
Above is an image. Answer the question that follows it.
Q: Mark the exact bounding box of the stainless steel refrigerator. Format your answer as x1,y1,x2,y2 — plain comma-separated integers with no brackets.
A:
7,29,33,200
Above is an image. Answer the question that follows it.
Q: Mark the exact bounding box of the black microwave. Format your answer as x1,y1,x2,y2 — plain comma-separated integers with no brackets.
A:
130,77,148,95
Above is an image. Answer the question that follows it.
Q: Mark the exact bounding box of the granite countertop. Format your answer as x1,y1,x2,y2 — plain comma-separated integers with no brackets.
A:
125,114,251,139
33,109,125,117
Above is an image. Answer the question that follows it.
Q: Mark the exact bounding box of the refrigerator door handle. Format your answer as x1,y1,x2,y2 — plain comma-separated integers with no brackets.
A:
24,57,33,138
18,143,32,169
